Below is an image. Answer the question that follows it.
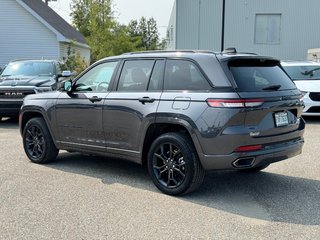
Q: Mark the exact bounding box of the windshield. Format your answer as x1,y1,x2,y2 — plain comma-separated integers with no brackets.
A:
229,59,296,92
1,61,55,78
282,65,320,80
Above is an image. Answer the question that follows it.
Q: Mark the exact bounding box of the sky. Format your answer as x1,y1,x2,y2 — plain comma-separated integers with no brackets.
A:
48,0,175,38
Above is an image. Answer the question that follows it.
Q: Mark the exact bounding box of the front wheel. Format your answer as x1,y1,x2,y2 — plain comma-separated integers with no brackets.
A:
23,117,58,163
147,132,205,195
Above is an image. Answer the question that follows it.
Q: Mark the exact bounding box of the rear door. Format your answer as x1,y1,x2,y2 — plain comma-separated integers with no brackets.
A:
227,58,304,137
103,59,164,159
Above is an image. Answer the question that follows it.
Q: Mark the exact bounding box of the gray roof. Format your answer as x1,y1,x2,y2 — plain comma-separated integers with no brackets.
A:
21,0,87,45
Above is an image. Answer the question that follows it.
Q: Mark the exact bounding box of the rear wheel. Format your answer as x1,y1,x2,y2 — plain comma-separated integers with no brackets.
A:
147,132,205,195
23,117,58,163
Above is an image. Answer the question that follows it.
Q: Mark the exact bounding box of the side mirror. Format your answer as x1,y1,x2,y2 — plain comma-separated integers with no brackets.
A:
63,80,72,92
57,70,72,81
0,67,2,74
61,70,72,77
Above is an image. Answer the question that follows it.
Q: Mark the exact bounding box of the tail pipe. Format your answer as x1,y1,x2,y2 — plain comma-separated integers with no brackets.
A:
233,157,255,168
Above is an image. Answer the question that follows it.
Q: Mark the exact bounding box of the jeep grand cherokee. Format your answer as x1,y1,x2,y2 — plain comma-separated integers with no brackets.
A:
19,50,305,195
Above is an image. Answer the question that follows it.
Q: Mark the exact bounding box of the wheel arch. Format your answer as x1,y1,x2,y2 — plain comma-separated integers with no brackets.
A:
19,107,58,148
141,119,203,168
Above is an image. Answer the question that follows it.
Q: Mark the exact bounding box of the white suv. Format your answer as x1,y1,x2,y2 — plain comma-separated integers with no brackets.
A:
281,61,320,116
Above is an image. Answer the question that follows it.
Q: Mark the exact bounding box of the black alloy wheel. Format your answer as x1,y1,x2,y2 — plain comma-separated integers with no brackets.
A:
148,132,205,195
23,117,58,163
25,124,45,159
152,142,186,189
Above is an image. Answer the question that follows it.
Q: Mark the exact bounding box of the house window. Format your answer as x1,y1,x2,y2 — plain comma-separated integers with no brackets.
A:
255,14,281,44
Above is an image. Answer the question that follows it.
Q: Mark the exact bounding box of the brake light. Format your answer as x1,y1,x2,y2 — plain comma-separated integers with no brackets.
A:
235,144,263,152
206,99,264,108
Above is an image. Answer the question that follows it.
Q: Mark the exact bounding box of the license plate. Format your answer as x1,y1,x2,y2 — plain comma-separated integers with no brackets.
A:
275,112,289,127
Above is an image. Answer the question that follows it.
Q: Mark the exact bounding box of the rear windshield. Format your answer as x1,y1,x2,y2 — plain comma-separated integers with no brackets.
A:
282,65,320,80
229,59,296,92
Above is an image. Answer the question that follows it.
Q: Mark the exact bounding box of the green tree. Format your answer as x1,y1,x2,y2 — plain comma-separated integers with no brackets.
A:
128,17,161,50
70,0,92,37
71,0,141,62
70,0,163,62
61,42,89,75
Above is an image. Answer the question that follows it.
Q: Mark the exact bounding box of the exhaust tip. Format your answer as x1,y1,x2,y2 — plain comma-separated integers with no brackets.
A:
233,157,255,168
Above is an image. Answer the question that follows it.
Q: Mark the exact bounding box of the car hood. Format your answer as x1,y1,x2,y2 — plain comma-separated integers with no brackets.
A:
0,76,55,87
294,80,320,92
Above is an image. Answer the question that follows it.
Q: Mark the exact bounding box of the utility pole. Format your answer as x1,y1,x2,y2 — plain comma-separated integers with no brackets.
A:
221,0,226,51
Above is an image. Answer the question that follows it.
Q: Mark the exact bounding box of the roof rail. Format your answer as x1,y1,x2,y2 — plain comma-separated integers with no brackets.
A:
121,50,215,55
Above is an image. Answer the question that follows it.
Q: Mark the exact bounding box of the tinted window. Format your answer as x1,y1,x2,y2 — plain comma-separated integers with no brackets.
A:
283,65,320,80
118,60,155,91
164,60,211,90
148,60,165,91
75,61,118,92
229,59,296,92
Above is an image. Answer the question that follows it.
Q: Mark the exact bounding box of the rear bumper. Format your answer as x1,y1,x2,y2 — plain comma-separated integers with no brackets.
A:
199,137,304,170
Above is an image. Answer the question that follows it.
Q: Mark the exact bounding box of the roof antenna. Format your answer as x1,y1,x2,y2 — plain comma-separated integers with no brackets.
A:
222,48,237,54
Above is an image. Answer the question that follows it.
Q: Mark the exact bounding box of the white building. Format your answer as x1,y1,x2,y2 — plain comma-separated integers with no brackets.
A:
167,0,320,60
0,0,90,68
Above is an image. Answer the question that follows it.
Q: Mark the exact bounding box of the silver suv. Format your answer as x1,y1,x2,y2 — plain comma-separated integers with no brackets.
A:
19,50,305,195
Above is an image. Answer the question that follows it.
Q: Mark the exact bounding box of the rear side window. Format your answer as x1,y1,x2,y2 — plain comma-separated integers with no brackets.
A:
229,59,296,92
118,60,155,91
164,60,211,90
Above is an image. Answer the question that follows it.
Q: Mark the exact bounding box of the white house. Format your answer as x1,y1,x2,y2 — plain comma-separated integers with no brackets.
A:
0,0,90,68
167,0,320,60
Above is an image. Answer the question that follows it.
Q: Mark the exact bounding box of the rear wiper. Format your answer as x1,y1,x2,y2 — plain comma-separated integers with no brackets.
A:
262,84,281,91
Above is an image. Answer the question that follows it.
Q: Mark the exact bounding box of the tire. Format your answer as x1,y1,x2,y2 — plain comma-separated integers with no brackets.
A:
147,132,205,195
23,117,58,163
237,164,269,173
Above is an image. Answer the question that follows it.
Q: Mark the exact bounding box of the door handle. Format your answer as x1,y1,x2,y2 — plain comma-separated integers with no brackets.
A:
138,97,155,104
89,96,102,103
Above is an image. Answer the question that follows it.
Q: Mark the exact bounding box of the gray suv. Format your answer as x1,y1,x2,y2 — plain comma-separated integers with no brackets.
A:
19,50,305,195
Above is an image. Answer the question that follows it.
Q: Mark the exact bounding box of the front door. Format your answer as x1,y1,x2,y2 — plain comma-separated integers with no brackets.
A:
55,61,119,151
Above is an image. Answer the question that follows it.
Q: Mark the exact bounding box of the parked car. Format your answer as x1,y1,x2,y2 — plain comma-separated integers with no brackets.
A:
0,59,71,119
281,61,320,116
19,50,305,195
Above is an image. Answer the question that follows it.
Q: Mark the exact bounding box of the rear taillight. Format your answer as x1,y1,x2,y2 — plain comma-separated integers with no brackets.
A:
235,144,263,152
206,99,264,108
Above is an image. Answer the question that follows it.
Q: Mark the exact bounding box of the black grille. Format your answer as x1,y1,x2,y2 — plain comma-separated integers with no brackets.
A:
309,92,320,101
0,90,35,99
306,106,320,113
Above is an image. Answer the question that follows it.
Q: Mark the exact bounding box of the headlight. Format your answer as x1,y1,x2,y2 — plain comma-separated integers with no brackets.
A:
300,91,308,97
34,87,53,93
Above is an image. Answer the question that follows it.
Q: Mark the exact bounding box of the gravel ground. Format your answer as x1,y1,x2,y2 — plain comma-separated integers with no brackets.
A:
0,117,319,240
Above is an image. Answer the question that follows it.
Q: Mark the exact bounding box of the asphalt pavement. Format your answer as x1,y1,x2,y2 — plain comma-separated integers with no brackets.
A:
0,117,319,240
